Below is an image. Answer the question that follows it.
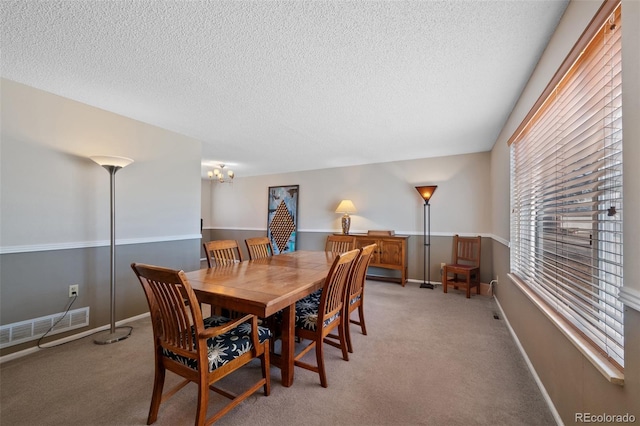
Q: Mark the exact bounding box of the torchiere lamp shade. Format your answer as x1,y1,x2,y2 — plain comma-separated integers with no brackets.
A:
415,186,437,203
90,155,134,169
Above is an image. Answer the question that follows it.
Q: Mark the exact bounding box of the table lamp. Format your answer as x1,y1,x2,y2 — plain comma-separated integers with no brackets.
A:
335,200,357,234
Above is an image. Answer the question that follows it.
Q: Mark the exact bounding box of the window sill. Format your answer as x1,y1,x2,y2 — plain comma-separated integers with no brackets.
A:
508,273,624,386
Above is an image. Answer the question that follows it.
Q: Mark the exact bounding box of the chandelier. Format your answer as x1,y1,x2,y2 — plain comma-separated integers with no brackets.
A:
208,164,234,183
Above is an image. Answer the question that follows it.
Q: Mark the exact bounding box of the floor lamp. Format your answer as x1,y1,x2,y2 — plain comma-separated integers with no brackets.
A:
90,155,134,344
415,186,437,289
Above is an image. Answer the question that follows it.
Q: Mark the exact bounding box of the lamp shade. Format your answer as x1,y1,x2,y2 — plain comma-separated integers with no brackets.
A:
90,155,134,168
335,200,357,214
415,186,437,203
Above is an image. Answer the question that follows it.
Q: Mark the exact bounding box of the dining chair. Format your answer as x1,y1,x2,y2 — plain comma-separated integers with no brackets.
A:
291,248,360,387
203,239,244,267
131,263,271,426
342,243,376,353
245,237,274,260
325,234,356,254
442,234,482,298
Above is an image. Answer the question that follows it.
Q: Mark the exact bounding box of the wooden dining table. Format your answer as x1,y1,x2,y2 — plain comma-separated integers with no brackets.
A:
185,250,337,387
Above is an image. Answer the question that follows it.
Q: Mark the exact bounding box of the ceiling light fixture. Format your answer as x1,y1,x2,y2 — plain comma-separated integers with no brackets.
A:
207,164,235,183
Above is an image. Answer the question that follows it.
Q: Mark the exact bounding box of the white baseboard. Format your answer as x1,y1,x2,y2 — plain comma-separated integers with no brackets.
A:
494,297,564,426
0,312,150,364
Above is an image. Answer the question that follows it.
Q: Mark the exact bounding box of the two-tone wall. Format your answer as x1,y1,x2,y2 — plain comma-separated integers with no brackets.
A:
200,152,495,285
0,79,202,356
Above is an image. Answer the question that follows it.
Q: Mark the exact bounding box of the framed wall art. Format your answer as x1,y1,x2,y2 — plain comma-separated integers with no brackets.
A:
267,185,299,254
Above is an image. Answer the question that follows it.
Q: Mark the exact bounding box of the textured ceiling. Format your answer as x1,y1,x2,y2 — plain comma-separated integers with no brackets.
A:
1,0,568,177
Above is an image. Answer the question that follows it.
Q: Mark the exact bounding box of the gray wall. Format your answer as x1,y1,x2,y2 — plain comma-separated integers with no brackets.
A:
0,80,202,356
490,0,640,423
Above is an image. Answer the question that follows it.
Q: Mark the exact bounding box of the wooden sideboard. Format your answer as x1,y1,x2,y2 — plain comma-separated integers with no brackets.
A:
348,234,409,286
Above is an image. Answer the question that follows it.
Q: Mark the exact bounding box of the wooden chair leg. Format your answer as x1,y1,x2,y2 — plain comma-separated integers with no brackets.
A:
358,304,367,335
466,274,471,298
358,303,367,336
316,340,328,388
147,363,165,425
261,341,271,396
345,313,353,354
195,379,209,426
338,320,349,361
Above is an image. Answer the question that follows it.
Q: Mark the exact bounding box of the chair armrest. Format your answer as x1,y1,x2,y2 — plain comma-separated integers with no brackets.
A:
198,314,256,339
199,314,264,355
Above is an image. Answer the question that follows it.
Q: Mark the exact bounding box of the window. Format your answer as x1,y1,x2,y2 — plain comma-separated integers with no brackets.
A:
509,1,623,371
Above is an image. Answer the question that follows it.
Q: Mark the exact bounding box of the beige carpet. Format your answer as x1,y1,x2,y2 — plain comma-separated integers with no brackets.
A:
0,280,556,426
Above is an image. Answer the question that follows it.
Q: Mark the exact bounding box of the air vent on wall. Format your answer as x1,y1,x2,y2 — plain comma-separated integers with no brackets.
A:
0,307,90,348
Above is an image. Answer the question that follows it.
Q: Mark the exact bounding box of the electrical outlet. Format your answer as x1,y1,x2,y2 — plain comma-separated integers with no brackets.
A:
69,284,79,298
440,263,446,268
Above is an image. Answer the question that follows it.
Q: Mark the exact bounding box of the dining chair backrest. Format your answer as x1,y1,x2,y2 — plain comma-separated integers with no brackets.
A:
325,235,356,254
132,263,203,354
245,237,274,260
318,248,360,333
342,243,376,353
347,243,376,303
451,234,481,268
203,240,244,267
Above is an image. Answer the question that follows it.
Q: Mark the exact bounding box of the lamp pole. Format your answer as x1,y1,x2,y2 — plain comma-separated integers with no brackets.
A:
415,186,437,289
421,200,434,289
90,156,134,344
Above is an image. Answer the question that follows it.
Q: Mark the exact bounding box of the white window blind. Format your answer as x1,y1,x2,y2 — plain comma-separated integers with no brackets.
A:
510,3,623,369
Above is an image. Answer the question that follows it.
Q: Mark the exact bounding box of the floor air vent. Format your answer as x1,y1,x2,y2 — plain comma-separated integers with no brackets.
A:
0,307,90,348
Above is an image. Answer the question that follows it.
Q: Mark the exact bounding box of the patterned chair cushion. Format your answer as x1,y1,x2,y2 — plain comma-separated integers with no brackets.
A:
299,288,322,306
162,315,271,372
294,289,340,332
272,289,341,332
349,294,362,305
